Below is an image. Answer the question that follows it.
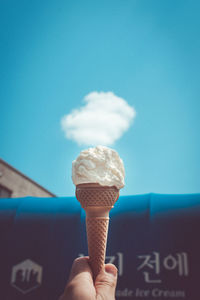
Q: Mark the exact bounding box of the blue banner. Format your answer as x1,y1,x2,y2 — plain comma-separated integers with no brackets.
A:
0,194,199,300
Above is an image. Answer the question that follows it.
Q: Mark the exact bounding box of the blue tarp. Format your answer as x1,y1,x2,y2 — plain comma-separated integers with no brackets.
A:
0,194,200,300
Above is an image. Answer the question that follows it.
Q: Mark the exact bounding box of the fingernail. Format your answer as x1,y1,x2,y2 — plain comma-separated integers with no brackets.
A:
105,264,118,277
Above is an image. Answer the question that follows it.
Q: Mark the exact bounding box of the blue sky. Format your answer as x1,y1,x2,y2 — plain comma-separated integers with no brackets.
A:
1,0,200,197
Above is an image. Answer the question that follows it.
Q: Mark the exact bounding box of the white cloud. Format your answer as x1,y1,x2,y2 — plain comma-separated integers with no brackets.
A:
61,91,136,146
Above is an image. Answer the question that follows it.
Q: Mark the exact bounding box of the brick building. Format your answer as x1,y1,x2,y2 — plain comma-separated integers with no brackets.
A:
0,158,56,198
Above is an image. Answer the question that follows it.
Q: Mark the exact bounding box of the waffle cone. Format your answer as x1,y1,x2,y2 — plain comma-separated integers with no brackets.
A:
76,183,119,278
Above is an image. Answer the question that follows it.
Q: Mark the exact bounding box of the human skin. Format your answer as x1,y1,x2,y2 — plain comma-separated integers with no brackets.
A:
59,256,118,300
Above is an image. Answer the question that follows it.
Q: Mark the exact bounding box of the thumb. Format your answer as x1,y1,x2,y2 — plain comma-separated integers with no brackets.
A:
95,264,118,299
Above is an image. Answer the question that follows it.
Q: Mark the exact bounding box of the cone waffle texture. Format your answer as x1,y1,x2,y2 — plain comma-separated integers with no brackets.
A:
86,217,109,278
76,183,119,208
76,183,119,278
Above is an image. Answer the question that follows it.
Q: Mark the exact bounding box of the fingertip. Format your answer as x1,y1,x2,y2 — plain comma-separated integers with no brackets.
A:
105,264,118,277
69,256,92,281
73,256,90,265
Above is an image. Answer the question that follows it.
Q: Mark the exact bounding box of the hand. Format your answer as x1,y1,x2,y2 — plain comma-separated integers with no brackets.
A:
59,256,118,300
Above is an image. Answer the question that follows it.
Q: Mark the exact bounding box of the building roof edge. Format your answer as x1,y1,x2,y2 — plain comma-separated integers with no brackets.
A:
0,158,57,197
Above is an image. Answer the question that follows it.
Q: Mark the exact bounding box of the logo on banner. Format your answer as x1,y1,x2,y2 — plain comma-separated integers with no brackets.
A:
11,259,43,294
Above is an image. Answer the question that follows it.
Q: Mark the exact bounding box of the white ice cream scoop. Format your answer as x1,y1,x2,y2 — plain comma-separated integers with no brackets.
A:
72,145,125,189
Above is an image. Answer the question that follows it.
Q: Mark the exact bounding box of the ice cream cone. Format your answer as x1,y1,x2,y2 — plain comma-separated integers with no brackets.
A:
76,183,119,279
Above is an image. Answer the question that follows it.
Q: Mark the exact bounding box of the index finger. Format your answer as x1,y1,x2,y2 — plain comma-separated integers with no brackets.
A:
68,256,93,284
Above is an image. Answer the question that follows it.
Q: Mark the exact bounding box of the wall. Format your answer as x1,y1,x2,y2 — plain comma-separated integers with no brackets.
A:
0,159,55,198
